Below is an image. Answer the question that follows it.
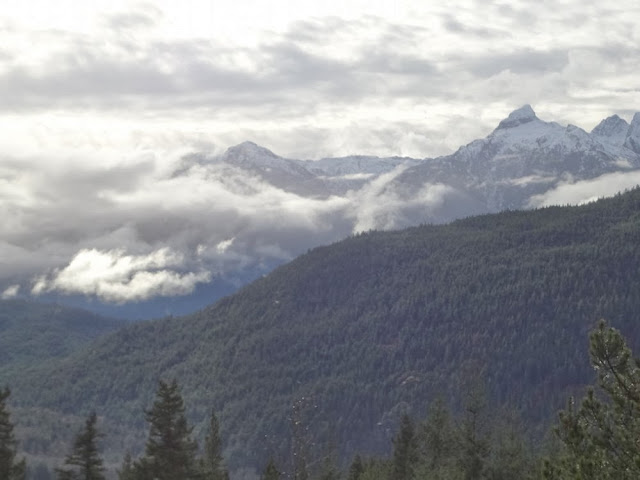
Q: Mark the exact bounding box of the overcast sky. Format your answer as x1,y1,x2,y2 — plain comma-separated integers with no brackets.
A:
2,0,639,304
3,0,639,160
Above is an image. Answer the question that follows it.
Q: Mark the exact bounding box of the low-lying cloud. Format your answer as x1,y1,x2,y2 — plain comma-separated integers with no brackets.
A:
0,149,352,303
32,248,211,303
2,1,640,305
528,171,640,207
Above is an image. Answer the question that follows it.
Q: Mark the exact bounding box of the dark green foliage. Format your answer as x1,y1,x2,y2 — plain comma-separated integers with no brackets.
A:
486,412,536,480
0,300,125,380
261,458,280,480
416,397,458,480
390,415,418,480
200,411,228,480
0,387,26,480
55,412,105,480
317,453,340,480
9,189,640,471
544,321,640,479
133,380,199,480
347,455,364,480
117,453,136,480
357,457,390,480
458,383,490,480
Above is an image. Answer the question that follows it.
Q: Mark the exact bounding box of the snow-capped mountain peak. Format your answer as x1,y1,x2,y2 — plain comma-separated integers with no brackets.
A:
591,114,630,147
592,114,628,136
496,104,538,130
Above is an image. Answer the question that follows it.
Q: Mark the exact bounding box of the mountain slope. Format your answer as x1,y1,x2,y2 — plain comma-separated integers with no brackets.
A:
0,300,126,377
8,189,640,473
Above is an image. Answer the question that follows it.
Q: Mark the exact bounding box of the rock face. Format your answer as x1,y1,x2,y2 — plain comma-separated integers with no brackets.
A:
624,113,640,154
591,114,630,146
496,104,538,129
386,105,640,217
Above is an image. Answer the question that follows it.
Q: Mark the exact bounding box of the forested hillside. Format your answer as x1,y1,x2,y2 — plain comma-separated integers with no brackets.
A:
5,188,640,475
0,300,126,378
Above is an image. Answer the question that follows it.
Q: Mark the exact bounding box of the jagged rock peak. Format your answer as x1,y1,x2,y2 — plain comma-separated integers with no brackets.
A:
496,104,538,130
591,114,629,137
623,113,640,154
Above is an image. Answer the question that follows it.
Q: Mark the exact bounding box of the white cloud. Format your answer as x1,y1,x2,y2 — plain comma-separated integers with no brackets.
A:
527,172,640,208
216,238,235,254
1,285,20,299
1,1,639,160
347,165,456,232
32,248,211,303
1,1,640,305
506,175,557,187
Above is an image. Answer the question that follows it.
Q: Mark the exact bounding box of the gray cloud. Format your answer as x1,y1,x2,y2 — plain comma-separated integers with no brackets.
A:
441,14,502,38
0,150,358,302
102,4,162,32
1,1,640,303
462,49,569,77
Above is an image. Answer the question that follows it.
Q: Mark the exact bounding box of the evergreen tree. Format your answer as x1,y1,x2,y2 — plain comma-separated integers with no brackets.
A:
347,455,364,480
117,453,136,480
135,379,199,480
486,411,534,480
55,412,105,480
0,387,26,480
317,452,340,480
417,397,458,480
458,381,490,480
200,410,228,480
544,320,640,479
390,414,418,480
261,458,280,480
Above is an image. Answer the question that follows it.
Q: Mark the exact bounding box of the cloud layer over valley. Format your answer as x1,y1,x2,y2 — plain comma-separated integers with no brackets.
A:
1,1,640,308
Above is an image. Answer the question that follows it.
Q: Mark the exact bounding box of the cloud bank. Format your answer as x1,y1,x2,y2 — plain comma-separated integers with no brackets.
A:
32,248,211,303
1,1,639,304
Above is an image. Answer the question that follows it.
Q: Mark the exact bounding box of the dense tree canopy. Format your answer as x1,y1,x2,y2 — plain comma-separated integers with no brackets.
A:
133,380,200,480
55,412,105,480
545,321,640,479
0,387,25,480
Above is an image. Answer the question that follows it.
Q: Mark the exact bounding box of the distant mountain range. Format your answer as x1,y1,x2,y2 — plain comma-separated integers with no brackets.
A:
189,105,640,215
22,106,640,318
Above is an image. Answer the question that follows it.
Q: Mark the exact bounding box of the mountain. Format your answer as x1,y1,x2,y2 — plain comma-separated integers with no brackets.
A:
6,106,640,320
111,106,640,318
0,299,126,377
386,105,640,216
7,188,640,475
180,140,419,198
202,106,640,218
